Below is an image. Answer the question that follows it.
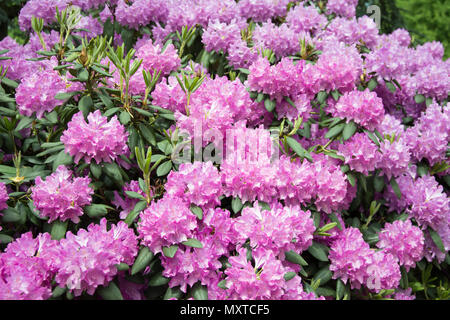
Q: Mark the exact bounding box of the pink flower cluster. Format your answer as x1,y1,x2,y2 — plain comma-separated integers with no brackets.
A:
377,220,424,271
0,232,56,300
61,110,129,164
234,203,315,256
338,133,380,175
15,59,68,119
330,227,401,293
331,89,385,130
31,166,93,223
136,40,181,77
46,219,138,296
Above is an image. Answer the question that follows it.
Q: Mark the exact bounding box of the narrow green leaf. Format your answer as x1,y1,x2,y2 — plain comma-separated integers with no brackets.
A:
124,200,147,226
284,272,296,281
131,247,154,275
286,136,313,162
85,204,110,218
342,121,357,141
182,238,203,248
325,123,345,140
231,197,244,214
429,228,446,253
307,242,329,262
285,250,308,266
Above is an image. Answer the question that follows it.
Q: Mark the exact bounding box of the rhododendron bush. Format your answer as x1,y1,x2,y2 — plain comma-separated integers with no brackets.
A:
0,0,448,301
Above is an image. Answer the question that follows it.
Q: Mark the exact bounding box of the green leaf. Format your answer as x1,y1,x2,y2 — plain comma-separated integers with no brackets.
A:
78,95,93,117
164,286,183,300
317,91,328,104
218,280,228,290
347,172,356,187
124,200,147,226
191,283,208,300
90,162,102,179
98,281,123,300
325,123,345,140
98,93,113,108
162,245,179,258
414,94,426,104
182,238,203,248
103,162,123,186
138,123,156,146
313,266,332,286
390,177,402,199
52,286,66,298
131,247,154,275
125,191,146,200
286,136,313,162
329,213,342,230
285,250,308,266
342,121,357,141
0,234,14,244
336,279,346,300
149,272,170,287
231,197,244,214
190,205,203,220
317,222,337,233
1,78,18,89
284,272,296,281
2,208,21,223
429,228,446,253
85,204,110,218
52,150,73,171
15,117,33,131
119,111,131,125
78,68,89,82
156,160,172,177
331,90,341,101
51,220,68,240
307,242,329,262
365,130,380,147
367,78,378,91
264,98,276,112
385,81,396,93
55,91,77,101
373,175,385,193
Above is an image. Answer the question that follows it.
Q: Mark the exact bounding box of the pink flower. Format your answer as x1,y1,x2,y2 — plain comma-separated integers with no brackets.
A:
165,161,222,208
331,89,385,131
377,220,424,271
338,133,380,175
46,219,138,296
233,202,315,256
15,60,68,119
135,39,180,77
32,166,93,223
137,196,198,254
0,232,56,300
61,110,129,164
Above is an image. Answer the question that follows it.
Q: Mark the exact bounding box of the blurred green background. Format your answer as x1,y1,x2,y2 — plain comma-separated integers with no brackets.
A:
1,0,449,58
